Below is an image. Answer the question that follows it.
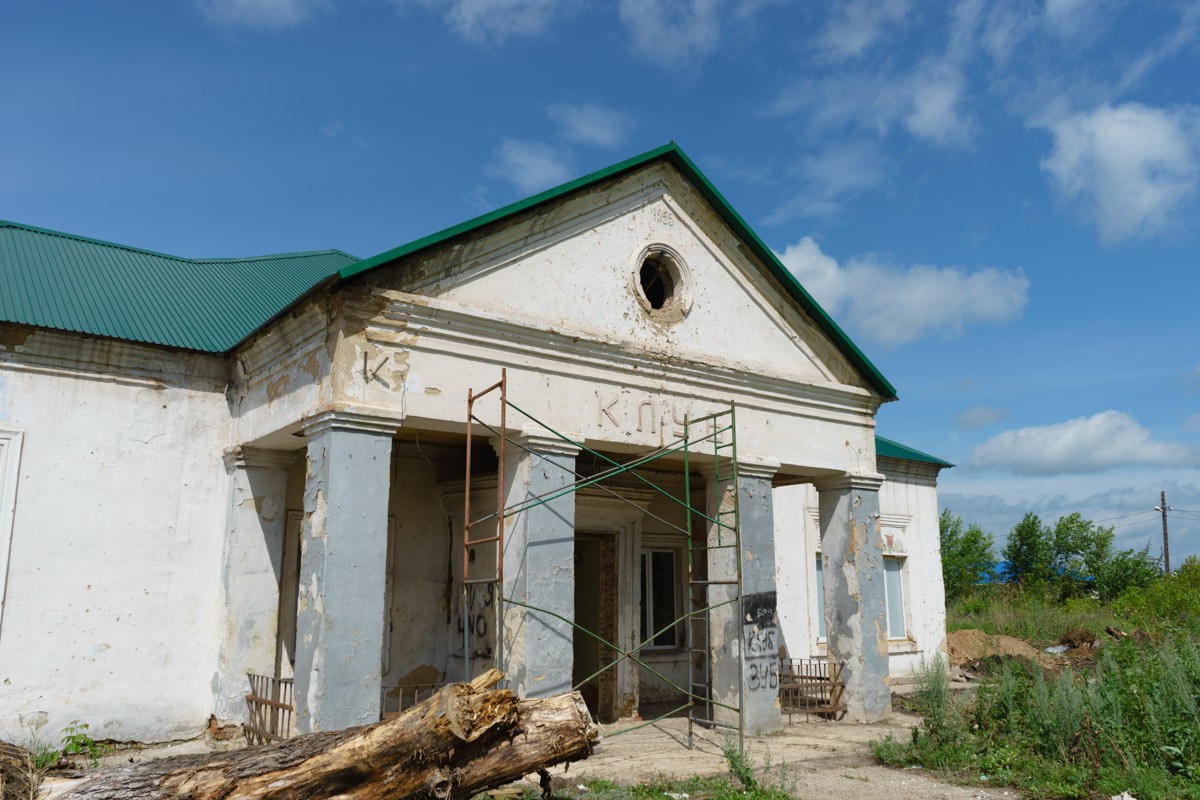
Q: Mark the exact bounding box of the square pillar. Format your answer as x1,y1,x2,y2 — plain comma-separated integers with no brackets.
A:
294,411,397,733
816,473,890,722
494,429,579,698
705,460,783,735
214,447,296,721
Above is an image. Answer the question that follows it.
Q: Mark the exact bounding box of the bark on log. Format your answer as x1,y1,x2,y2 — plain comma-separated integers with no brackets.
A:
0,741,37,800
60,670,598,800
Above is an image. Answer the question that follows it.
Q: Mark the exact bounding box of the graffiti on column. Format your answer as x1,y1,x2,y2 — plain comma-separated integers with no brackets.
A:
457,581,496,660
743,590,780,692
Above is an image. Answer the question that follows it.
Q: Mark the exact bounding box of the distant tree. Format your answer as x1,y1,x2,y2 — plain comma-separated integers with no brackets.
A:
1094,545,1161,602
1049,512,1116,599
938,509,996,602
1002,512,1053,588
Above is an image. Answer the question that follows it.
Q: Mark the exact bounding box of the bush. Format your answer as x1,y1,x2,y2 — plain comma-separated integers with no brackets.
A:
1116,556,1200,637
877,637,1200,799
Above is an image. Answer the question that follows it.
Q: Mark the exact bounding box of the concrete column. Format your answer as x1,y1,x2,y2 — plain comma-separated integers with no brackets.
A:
816,473,890,722
214,447,296,722
294,411,397,733
705,460,783,735
494,429,579,698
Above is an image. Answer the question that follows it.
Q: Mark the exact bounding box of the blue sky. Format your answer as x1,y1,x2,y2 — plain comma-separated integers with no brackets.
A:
3,0,1198,561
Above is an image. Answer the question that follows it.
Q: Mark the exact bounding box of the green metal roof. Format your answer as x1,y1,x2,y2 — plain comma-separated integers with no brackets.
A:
341,142,898,401
0,220,356,353
875,435,954,468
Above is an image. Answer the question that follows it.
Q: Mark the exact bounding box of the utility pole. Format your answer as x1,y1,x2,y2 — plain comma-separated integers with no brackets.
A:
1156,490,1171,575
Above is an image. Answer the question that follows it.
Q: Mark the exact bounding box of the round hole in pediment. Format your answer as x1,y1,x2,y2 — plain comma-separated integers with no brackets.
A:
632,245,691,322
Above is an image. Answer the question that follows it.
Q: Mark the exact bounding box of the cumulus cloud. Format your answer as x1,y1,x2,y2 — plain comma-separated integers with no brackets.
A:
617,0,722,69
395,0,567,44
196,0,331,29
956,406,1010,429
970,411,1200,475
486,139,572,194
768,1,976,148
547,104,633,148
1039,103,1200,243
775,237,1028,347
818,0,911,60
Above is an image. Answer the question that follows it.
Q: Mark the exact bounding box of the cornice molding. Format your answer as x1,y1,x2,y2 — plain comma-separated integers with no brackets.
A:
223,446,300,471
368,295,881,426
813,472,886,493
301,408,403,438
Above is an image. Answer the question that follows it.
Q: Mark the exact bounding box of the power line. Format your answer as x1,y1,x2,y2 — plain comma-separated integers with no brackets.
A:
1094,509,1160,523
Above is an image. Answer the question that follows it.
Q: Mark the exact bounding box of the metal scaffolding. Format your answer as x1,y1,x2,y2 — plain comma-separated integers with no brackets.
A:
462,369,746,750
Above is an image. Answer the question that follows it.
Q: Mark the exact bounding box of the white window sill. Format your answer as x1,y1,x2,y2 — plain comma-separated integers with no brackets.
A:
810,638,920,657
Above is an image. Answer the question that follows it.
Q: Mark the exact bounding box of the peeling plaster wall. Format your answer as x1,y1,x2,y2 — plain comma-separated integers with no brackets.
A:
773,461,947,681
382,451,452,691
0,328,231,742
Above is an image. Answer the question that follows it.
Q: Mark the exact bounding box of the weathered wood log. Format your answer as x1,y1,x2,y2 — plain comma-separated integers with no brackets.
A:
59,670,598,800
0,740,37,800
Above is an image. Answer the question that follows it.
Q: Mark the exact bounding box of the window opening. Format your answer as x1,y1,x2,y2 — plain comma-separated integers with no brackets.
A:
884,557,906,639
640,549,680,648
639,255,675,310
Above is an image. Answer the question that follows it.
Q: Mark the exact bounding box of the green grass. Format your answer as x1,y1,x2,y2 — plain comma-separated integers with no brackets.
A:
947,586,1126,646
875,639,1200,799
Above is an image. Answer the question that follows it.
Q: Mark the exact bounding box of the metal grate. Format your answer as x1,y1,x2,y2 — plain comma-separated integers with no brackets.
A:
244,673,294,745
381,683,448,719
778,658,846,721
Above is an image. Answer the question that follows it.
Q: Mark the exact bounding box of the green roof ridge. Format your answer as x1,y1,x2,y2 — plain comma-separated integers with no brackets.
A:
337,142,898,401
875,435,954,468
0,219,354,265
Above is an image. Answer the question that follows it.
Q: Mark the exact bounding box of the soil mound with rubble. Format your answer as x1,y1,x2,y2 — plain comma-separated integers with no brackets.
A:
945,628,1061,672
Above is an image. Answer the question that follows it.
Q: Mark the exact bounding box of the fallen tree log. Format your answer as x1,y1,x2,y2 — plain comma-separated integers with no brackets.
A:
59,670,598,800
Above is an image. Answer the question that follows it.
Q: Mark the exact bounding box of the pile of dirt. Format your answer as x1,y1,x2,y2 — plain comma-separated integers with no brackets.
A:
945,628,1062,672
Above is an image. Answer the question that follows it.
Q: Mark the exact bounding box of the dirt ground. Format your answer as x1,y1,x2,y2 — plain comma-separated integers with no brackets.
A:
545,711,1017,800
39,707,1015,800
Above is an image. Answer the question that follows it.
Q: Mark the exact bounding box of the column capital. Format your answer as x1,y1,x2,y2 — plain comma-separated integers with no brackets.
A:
491,427,582,459
814,472,885,493
223,446,299,471
735,458,781,480
302,408,402,438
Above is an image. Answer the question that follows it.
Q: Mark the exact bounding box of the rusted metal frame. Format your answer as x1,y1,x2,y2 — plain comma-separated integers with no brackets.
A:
491,437,698,521
501,596,738,714
503,400,729,527
572,596,739,692
469,417,694,538
463,370,508,682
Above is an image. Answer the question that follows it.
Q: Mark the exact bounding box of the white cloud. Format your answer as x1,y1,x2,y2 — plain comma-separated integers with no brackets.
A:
956,406,1010,428
320,119,345,139
775,237,1028,347
970,411,1200,475
486,140,572,194
395,0,566,44
818,0,911,60
765,141,889,222
1039,103,1200,242
547,104,633,148
617,0,722,69
1183,413,1200,434
1043,0,1113,40
196,0,331,29
905,58,974,147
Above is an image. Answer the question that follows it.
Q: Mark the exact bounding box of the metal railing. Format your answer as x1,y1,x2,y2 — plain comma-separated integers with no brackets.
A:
244,673,294,744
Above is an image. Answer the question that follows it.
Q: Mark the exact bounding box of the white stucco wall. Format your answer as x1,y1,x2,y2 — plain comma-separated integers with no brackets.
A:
0,331,232,743
773,458,947,681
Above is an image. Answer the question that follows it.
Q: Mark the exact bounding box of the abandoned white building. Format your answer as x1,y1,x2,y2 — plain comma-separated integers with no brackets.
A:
0,143,951,746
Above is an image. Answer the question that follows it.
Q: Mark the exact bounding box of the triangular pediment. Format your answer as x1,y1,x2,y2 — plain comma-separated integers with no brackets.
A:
345,147,893,400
